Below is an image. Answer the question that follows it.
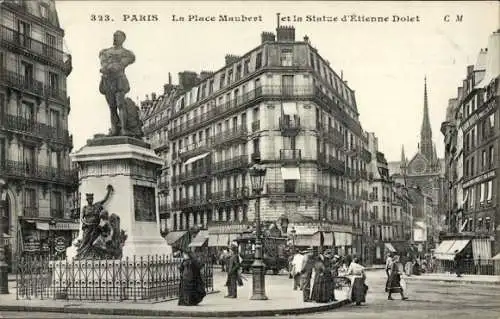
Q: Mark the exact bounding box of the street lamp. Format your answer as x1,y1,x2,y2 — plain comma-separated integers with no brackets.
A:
290,227,297,252
248,163,267,300
0,180,9,294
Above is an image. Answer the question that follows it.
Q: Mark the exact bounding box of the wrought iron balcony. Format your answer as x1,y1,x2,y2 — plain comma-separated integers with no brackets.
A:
361,148,372,163
0,160,78,187
168,85,362,140
0,68,43,96
279,116,301,136
212,187,250,203
1,114,72,145
178,140,212,160
320,126,344,148
266,182,317,197
212,155,249,174
318,185,346,203
23,207,39,218
159,203,171,213
0,25,71,72
280,149,301,165
212,125,248,148
317,152,345,175
178,165,211,184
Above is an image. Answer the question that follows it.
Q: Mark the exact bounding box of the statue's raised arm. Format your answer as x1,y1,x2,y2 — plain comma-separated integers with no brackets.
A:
95,184,114,207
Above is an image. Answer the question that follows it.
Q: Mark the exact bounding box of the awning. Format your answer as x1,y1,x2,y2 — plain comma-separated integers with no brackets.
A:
208,234,230,247
323,232,334,247
188,230,209,248
492,253,500,260
184,152,210,165
281,167,300,180
448,239,470,256
294,233,322,247
472,238,492,259
345,233,353,246
36,222,50,231
433,240,456,260
165,231,188,245
282,102,298,115
384,243,396,253
334,232,347,247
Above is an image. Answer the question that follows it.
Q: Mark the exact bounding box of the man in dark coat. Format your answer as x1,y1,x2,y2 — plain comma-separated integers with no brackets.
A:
301,250,316,302
454,250,463,277
225,245,240,298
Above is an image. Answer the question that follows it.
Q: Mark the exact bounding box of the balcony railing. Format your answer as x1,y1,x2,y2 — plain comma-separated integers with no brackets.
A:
267,182,317,196
279,116,301,134
317,152,345,175
280,149,301,165
0,160,78,186
178,165,211,184
212,125,248,147
212,155,249,174
23,207,39,218
212,187,250,202
2,114,72,145
168,85,362,140
320,126,344,148
0,25,71,71
178,140,212,160
318,185,346,203
0,68,67,102
361,148,372,163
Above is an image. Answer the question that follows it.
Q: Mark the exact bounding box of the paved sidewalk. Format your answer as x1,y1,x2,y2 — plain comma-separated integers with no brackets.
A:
404,273,500,285
0,273,349,317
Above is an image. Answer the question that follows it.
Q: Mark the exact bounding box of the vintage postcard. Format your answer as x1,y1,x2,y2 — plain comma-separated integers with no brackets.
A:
0,1,498,318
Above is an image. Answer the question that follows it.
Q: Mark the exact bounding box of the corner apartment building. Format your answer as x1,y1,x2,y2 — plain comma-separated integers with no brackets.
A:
141,26,372,258
438,29,499,263
0,0,77,270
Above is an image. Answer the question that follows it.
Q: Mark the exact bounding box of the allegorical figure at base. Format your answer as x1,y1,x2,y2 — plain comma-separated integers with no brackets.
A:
74,185,127,260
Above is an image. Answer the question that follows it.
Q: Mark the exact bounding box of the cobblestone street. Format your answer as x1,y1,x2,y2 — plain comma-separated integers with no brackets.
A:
1,270,499,318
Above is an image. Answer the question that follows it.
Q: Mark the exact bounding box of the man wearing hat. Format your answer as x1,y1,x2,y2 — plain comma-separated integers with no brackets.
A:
225,245,241,298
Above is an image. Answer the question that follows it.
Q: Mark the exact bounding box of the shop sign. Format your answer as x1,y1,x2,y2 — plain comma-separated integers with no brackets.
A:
54,236,67,252
24,234,40,252
49,222,80,231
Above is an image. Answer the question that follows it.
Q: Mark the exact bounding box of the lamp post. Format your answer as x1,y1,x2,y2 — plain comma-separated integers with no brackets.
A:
0,180,9,294
248,163,267,300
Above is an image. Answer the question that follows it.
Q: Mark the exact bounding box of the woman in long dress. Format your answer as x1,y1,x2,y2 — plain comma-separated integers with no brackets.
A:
310,257,330,303
178,251,207,306
387,255,408,301
346,257,368,305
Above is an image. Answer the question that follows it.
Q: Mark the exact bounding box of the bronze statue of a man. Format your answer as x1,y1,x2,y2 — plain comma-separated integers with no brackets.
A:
99,30,136,136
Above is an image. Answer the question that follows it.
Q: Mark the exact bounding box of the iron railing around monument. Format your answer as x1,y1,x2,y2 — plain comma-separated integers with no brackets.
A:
16,254,214,302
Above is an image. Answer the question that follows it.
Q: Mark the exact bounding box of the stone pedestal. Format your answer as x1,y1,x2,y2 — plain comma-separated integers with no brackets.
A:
68,136,172,261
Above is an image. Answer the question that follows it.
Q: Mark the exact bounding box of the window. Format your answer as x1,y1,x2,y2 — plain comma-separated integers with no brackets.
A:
284,180,297,193
253,138,260,154
235,65,241,81
480,183,485,204
482,150,487,170
50,108,60,132
50,150,60,170
485,217,491,232
470,187,474,208
244,59,250,75
46,33,56,57
209,80,214,94
21,61,34,82
282,75,294,96
489,113,495,133
24,188,37,211
310,53,315,69
219,74,225,89
255,52,262,69
489,146,494,168
51,191,63,218
280,48,293,66
227,69,233,85
487,180,493,202
40,4,49,19
23,145,35,172
17,20,31,47
0,138,5,164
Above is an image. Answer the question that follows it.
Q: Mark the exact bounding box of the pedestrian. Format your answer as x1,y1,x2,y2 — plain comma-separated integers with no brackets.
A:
301,249,315,302
290,249,305,290
331,255,341,277
310,255,330,303
385,252,393,292
346,257,368,306
387,255,408,301
178,250,206,306
220,248,229,272
224,245,241,298
322,253,337,302
454,250,463,277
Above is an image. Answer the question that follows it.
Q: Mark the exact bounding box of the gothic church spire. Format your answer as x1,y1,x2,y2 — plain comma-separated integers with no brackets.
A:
420,76,433,161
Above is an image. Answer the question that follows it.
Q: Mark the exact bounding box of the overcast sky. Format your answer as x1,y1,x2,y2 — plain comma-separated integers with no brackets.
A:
56,1,499,162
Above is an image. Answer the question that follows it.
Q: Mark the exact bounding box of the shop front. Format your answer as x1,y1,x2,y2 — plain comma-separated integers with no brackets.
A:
18,218,79,259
